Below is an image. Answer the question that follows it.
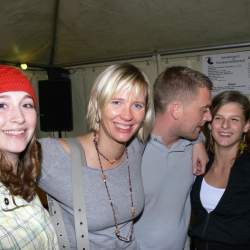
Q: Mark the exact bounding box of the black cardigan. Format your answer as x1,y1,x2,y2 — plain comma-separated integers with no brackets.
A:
189,152,250,245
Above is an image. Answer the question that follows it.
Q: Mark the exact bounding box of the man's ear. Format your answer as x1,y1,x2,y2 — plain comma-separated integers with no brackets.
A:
169,101,183,120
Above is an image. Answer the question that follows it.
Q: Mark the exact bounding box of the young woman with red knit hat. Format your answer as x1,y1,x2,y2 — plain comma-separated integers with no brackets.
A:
0,65,58,249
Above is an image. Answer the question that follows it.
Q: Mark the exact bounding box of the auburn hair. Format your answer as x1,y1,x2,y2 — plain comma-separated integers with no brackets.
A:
0,136,41,202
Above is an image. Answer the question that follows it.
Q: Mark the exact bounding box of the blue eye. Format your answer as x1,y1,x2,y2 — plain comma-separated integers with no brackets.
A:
134,103,145,110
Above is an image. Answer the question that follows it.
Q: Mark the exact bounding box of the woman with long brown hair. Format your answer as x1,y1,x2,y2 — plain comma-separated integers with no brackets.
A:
0,65,58,249
190,90,250,250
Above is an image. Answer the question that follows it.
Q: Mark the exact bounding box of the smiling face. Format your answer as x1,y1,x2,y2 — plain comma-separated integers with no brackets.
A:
0,91,36,163
99,86,146,145
178,87,212,140
211,102,250,150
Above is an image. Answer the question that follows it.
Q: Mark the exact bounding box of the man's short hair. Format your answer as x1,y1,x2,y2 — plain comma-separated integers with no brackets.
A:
154,66,213,113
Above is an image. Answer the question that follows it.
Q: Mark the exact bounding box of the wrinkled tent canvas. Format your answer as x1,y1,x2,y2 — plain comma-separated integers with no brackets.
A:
0,0,250,67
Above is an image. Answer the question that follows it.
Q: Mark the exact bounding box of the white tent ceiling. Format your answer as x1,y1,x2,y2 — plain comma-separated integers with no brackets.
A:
1,0,250,67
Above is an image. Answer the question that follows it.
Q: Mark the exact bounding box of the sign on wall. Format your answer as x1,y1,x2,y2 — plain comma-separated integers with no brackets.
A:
202,51,250,95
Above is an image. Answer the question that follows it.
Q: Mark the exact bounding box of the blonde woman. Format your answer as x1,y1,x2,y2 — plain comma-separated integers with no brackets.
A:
39,63,154,249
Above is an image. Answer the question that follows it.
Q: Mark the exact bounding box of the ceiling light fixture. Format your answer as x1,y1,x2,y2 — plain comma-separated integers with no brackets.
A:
20,63,28,70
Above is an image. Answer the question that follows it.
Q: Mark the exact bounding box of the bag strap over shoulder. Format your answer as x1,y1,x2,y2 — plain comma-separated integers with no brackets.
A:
47,195,70,249
47,138,90,250
67,138,90,250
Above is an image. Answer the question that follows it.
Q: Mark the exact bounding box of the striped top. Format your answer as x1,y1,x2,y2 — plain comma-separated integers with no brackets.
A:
0,183,58,250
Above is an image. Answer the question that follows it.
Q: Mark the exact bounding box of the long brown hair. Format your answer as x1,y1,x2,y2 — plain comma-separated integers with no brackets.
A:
0,135,41,202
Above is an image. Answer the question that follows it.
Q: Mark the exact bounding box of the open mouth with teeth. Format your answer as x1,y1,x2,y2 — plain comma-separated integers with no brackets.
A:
218,132,232,137
3,130,25,135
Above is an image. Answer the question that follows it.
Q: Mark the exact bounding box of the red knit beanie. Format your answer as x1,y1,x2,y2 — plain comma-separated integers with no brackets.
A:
0,65,37,104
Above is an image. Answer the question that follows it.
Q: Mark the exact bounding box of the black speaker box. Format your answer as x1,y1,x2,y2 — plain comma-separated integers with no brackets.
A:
38,79,73,132
46,67,70,81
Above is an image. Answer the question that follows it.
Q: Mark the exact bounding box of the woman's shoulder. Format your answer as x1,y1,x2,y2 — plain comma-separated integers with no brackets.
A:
39,137,75,153
38,137,71,162
128,137,145,149
127,138,145,158
39,137,60,149
237,151,250,166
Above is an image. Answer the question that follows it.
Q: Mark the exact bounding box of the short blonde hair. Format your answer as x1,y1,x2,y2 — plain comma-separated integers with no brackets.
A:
87,63,154,142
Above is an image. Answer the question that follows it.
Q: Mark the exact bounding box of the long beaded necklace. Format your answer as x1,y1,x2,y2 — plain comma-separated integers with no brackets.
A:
93,133,136,242
93,132,125,164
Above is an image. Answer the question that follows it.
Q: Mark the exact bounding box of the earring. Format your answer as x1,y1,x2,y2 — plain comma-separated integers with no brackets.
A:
95,115,100,123
239,133,247,154
95,110,100,124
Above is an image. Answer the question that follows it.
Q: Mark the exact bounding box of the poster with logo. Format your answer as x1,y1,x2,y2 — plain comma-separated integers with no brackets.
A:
202,51,250,95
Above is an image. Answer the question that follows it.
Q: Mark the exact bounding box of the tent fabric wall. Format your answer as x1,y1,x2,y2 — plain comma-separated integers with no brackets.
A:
29,48,250,138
